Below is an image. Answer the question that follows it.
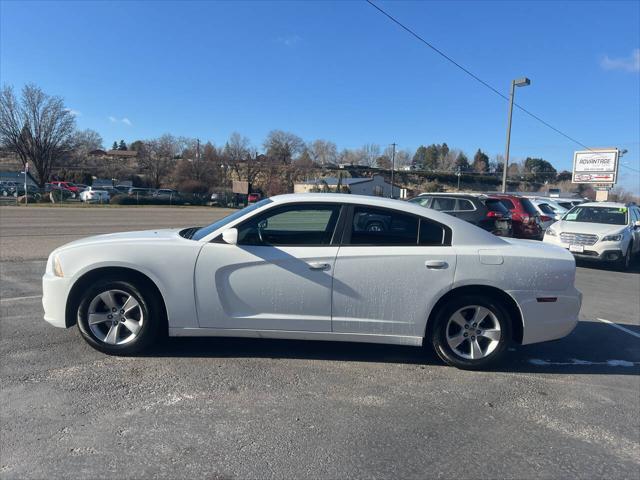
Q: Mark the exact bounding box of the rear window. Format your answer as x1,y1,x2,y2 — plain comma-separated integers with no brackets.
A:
484,199,510,214
499,199,515,210
537,203,556,215
520,198,539,216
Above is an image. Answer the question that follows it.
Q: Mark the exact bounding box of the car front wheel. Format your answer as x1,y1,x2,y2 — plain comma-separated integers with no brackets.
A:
431,295,511,370
76,278,162,355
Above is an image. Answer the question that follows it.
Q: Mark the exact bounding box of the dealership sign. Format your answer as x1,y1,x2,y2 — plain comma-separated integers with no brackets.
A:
572,149,619,184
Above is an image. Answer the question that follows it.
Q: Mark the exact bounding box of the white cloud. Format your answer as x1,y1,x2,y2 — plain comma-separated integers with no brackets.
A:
600,49,640,72
64,108,81,117
277,34,301,47
108,116,133,126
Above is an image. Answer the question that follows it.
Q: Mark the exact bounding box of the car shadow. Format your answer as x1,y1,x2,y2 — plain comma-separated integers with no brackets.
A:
148,320,639,376
576,256,640,274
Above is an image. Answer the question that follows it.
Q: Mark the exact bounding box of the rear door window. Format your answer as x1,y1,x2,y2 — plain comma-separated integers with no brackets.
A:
350,207,418,245
537,203,556,215
431,197,456,211
455,199,475,211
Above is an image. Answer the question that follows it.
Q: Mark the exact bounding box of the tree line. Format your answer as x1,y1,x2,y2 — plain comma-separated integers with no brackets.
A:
1,83,569,192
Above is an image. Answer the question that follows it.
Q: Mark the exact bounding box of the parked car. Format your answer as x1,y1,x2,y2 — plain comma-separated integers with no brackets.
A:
552,197,587,210
1,181,17,196
50,181,80,194
248,192,262,203
153,188,179,200
79,187,110,204
526,197,569,220
43,193,582,370
544,202,640,270
529,199,557,231
409,193,512,237
128,187,154,197
491,194,543,240
114,185,132,194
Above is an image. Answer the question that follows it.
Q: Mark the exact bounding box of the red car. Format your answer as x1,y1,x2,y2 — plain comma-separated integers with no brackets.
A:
489,194,543,240
50,181,80,194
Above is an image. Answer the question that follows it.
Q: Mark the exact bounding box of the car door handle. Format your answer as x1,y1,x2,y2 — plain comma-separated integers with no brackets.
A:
425,260,448,269
307,262,331,271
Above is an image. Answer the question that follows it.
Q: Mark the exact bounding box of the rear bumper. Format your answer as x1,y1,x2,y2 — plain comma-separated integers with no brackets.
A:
42,272,72,328
509,287,582,345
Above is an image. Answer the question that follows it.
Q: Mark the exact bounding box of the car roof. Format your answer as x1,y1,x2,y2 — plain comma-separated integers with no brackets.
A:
268,193,504,246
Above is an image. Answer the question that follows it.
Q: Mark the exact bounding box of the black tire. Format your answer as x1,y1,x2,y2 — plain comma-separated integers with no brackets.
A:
430,294,512,370
617,244,632,272
76,277,163,355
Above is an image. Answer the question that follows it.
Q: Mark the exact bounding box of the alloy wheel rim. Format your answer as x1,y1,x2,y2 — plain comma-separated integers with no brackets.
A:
87,289,144,345
445,305,501,360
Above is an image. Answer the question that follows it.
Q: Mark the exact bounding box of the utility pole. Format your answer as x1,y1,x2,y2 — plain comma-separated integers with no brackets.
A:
456,166,461,191
390,142,397,199
196,138,200,162
502,77,530,193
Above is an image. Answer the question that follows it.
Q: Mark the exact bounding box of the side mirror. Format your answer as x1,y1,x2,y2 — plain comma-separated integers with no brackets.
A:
221,228,238,245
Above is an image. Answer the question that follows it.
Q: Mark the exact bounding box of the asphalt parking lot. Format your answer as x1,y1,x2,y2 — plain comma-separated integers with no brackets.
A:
1,206,639,479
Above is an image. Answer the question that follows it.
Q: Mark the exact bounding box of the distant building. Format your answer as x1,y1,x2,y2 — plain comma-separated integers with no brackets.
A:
294,174,400,197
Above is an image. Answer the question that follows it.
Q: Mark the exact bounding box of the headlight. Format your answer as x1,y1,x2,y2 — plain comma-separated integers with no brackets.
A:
545,227,557,237
53,255,64,277
601,234,622,242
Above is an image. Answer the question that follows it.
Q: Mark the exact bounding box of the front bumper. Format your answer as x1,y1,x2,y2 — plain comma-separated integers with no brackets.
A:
42,272,72,328
509,287,582,345
543,235,624,263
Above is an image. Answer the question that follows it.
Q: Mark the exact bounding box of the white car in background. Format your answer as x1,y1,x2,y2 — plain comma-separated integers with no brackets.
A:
544,202,640,270
42,194,581,370
527,197,569,221
79,186,110,203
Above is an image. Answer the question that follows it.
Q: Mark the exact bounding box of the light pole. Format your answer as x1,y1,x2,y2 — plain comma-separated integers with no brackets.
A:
502,77,530,193
390,143,397,198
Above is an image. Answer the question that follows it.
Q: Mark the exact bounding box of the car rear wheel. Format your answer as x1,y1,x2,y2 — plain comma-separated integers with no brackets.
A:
76,278,162,355
431,295,511,370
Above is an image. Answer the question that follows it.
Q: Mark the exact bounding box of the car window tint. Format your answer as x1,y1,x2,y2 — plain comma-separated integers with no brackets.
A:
485,199,510,214
520,198,539,216
409,197,430,207
456,199,475,211
350,207,418,245
432,197,456,211
237,204,340,246
419,219,445,245
537,203,555,215
499,199,515,210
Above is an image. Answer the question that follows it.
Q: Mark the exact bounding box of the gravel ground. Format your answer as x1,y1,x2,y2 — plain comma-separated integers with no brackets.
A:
1,206,639,479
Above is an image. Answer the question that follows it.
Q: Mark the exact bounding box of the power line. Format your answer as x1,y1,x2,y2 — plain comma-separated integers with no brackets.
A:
364,0,639,175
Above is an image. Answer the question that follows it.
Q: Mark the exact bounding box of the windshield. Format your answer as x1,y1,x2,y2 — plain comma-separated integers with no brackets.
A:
563,206,628,225
191,198,272,240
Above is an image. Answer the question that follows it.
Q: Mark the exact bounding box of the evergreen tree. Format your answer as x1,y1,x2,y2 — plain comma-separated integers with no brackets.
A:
112,141,118,150
118,140,127,151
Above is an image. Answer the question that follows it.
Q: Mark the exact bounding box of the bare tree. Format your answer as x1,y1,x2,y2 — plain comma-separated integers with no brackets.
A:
360,143,381,167
138,134,179,188
0,84,76,186
308,139,338,166
263,130,304,164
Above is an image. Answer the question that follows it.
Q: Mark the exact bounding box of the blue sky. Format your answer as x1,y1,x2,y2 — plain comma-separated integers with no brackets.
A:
1,0,639,192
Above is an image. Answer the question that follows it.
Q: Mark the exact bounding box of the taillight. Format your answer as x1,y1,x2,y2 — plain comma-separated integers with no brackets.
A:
521,215,529,223
486,211,502,218
540,215,552,222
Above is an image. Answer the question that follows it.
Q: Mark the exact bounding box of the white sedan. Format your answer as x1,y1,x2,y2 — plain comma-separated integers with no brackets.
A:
43,194,581,369
79,186,110,203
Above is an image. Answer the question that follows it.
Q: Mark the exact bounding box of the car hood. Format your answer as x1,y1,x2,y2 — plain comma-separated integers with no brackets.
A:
56,228,183,252
551,221,624,236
